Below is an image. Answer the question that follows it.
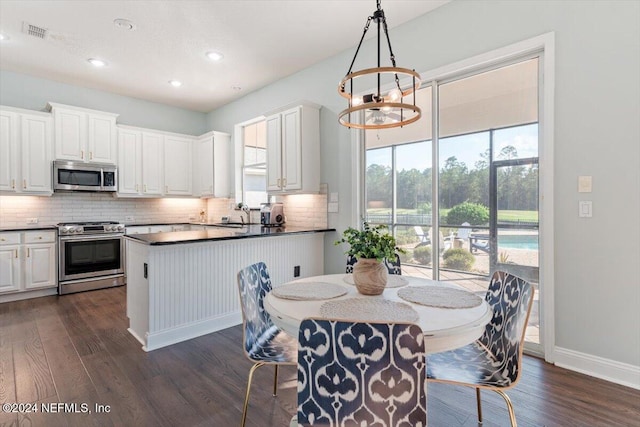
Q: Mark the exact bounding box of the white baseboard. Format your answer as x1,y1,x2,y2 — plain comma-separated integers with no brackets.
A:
554,346,640,390
144,312,242,352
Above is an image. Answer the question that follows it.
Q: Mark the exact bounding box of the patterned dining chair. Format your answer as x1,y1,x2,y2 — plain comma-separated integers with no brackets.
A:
237,262,297,427
426,271,534,427
345,254,402,275
295,318,426,427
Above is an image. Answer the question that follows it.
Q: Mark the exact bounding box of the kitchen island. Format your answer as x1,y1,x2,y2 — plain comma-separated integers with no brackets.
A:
125,225,334,351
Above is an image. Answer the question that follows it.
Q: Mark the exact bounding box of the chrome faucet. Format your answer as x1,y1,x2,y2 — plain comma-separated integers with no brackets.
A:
240,203,251,225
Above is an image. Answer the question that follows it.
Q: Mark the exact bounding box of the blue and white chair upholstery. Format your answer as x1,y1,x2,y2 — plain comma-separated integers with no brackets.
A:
296,319,426,427
383,253,402,275
427,271,534,427
346,254,402,275
237,262,297,427
345,255,358,274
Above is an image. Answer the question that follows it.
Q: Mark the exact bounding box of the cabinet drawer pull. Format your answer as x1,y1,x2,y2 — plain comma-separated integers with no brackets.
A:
37,236,42,240
143,184,147,193
15,250,18,258
23,179,27,189
136,184,139,192
1,238,5,241
81,150,84,159
89,151,93,160
11,179,15,189
26,248,30,258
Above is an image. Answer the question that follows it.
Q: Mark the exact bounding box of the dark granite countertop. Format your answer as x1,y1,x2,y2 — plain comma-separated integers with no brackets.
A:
0,224,58,232
124,225,335,246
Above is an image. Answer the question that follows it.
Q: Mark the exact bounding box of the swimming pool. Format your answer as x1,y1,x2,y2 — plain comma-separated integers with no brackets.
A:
498,234,539,250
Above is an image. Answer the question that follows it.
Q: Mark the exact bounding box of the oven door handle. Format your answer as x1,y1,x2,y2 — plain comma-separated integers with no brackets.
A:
59,234,124,242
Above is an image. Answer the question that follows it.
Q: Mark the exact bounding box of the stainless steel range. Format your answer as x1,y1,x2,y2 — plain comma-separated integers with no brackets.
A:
58,221,126,294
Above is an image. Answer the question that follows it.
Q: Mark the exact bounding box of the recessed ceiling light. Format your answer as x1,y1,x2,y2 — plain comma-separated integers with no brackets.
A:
88,58,107,67
206,51,224,61
0,33,10,41
114,18,136,31
169,80,183,88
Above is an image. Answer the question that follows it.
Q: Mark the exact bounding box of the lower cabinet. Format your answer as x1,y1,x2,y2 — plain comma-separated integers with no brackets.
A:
0,231,56,295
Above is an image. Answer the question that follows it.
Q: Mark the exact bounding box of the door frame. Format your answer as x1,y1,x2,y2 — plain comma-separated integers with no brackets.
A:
355,32,556,362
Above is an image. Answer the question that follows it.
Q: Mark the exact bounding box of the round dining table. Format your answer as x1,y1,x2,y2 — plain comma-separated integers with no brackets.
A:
264,273,493,354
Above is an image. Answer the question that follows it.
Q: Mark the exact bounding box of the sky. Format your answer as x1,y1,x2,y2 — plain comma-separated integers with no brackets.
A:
366,124,538,171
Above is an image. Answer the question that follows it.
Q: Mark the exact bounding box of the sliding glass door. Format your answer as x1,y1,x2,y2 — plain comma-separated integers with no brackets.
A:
364,56,542,353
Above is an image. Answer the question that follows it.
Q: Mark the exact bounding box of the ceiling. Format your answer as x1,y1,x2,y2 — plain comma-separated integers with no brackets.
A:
0,0,448,113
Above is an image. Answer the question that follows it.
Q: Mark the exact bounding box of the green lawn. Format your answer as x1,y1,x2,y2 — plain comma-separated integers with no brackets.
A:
366,208,538,223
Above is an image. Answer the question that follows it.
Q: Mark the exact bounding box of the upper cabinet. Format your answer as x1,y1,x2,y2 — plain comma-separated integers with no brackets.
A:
0,107,53,195
48,103,118,164
117,125,201,198
164,135,193,196
195,131,231,198
117,126,165,197
265,103,320,193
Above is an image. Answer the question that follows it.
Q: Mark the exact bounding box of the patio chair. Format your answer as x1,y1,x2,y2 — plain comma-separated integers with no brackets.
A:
469,233,490,253
426,271,534,427
456,222,472,247
237,262,297,427
414,226,430,246
294,318,426,427
346,254,402,275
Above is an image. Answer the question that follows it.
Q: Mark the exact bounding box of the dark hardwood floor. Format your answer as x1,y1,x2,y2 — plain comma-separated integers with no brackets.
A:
1,286,638,427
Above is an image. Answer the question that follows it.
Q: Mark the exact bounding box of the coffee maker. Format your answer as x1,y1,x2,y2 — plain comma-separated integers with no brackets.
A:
260,203,285,226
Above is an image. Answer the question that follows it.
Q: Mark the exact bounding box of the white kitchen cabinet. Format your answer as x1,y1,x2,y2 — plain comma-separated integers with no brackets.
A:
117,127,142,195
265,103,320,193
195,131,231,198
49,103,118,164
0,233,21,293
142,132,164,195
117,126,165,197
0,230,56,295
126,225,176,235
164,135,193,195
0,107,53,195
125,226,150,235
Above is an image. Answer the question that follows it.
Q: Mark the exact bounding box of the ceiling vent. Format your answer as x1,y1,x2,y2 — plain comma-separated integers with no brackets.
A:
22,22,48,39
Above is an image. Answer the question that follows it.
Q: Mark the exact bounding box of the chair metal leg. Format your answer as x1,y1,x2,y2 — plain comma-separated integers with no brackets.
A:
476,387,483,423
273,365,279,396
494,389,517,427
241,362,265,427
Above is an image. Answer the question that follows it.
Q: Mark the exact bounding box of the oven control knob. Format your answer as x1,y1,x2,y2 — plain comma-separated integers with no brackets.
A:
105,225,113,231
73,227,82,233
60,228,67,234
117,225,124,231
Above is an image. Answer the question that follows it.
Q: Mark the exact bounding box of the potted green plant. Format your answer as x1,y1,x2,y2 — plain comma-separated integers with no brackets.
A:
335,222,404,295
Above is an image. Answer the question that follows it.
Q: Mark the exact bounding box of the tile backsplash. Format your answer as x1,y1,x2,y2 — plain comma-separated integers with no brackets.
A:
0,194,206,226
1,193,328,228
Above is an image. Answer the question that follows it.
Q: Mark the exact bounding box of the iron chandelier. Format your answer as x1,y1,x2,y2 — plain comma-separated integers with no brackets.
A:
338,0,421,130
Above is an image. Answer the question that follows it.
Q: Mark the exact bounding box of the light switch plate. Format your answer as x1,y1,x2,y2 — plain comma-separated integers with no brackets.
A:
579,201,592,218
328,202,339,213
330,192,339,203
578,176,592,193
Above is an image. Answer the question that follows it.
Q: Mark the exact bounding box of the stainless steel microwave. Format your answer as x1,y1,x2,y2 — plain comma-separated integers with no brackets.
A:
53,160,117,192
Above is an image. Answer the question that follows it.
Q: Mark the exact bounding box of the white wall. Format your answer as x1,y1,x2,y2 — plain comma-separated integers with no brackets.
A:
205,1,640,371
0,70,208,135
